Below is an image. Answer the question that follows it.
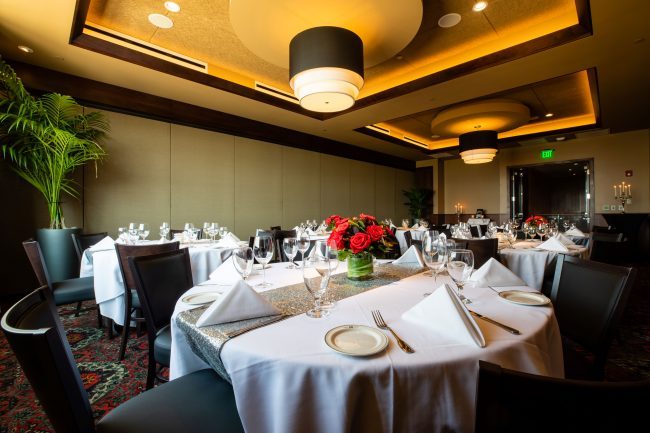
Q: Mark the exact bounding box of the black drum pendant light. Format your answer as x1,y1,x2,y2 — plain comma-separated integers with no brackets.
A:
458,130,499,164
289,26,364,113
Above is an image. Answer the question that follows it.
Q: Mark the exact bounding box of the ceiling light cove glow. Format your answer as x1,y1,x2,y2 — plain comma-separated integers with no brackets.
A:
17,45,34,53
164,2,181,13
148,13,173,29
473,2,488,12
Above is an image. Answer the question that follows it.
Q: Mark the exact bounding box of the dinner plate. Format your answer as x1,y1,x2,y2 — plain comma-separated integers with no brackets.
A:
324,325,388,356
182,292,221,305
498,290,550,306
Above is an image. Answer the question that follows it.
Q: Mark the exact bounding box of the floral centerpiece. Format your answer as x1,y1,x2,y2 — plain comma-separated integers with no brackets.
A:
326,213,397,280
524,215,547,227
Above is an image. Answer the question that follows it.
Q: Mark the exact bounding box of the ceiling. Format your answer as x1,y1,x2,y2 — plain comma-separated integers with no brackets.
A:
0,0,648,162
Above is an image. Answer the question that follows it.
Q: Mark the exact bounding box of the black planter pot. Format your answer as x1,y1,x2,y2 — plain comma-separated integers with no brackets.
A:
36,227,82,283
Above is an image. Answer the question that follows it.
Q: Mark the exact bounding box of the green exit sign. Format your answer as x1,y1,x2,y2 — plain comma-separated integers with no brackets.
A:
540,149,555,159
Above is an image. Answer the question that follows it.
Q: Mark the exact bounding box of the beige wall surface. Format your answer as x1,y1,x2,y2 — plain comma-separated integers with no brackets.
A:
82,110,415,239
439,129,650,216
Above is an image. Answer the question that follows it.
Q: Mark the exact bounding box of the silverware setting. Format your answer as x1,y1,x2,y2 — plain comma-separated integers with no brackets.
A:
371,310,415,353
468,309,521,335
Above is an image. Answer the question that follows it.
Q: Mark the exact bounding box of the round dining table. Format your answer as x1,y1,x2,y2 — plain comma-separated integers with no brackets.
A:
170,260,563,433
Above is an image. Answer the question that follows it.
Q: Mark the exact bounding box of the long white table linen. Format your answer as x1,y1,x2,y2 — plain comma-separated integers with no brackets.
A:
170,262,563,433
80,242,234,325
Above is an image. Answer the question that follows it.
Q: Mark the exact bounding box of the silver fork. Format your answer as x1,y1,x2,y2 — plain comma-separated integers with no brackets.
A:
371,310,415,353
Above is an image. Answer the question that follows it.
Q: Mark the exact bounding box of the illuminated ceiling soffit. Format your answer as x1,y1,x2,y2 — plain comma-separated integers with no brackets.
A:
361,69,598,152
81,0,585,113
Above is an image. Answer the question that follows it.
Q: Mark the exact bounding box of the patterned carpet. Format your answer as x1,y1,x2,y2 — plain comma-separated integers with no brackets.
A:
1,261,649,432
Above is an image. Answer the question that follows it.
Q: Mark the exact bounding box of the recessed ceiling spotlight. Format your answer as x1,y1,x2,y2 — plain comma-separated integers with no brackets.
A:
18,45,34,53
545,112,554,118
148,13,173,28
431,134,440,139
164,1,181,13
438,13,461,28
395,55,404,60
555,136,566,141
473,1,488,12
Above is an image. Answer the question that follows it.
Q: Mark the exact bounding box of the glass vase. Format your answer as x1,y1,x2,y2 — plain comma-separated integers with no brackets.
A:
347,252,374,280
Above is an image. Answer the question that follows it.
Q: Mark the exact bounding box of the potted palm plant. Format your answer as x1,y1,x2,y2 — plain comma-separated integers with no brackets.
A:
403,187,433,224
0,57,108,281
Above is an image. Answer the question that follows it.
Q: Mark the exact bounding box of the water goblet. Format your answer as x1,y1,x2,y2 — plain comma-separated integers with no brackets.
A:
447,249,474,304
314,240,339,309
138,223,150,241
232,246,254,280
297,231,310,266
207,223,219,243
128,223,139,244
302,254,332,318
118,226,128,243
536,223,548,241
159,222,170,241
183,223,194,243
283,237,298,269
423,232,444,282
253,235,274,288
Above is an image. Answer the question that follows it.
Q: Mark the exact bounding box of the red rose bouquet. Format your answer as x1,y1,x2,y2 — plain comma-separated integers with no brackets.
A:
326,213,397,260
524,215,547,227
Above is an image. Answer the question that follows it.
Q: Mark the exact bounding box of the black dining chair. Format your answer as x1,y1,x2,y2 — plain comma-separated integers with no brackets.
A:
464,238,498,268
71,232,108,263
475,360,650,433
22,239,100,327
550,254,636,380
129,249,194,389
592,231,625,242
1,286,245,433
449,238,469,250
114,241,180,360
469,225,481,238
403,230,422,251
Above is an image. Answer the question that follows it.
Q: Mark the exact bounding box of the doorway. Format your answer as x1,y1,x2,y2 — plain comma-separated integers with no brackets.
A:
509,160,593,231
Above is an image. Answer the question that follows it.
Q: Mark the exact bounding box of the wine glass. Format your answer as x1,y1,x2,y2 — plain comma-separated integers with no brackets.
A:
232,246,254,280
128,223,139,244
536,223,548,241
423,232,445,283
422,230,439,276
527,224,537,241
447,249,474,304
138,223,150,241
253,236,274,288
297,231,310,266
159,222,170,241
314,240,339,309
302,254,332,318
183,223,194,243
118,226,128,243
203,222,211,241
283,237,298,269
562,219,571,232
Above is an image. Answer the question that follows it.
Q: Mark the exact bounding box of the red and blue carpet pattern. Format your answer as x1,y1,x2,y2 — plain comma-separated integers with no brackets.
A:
1,262,649,432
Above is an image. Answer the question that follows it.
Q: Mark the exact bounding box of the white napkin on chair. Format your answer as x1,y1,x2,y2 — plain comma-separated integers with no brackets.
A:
218,233,241,249
196,280,281,327
553,233,575,246
469,258,526,287
393,245,425,267
208,256,242,284
402,284,485,348
89,236,115,251
565,227,586,237
538,237,569,252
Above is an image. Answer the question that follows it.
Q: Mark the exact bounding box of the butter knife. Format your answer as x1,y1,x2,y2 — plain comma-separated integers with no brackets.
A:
469,310,521,335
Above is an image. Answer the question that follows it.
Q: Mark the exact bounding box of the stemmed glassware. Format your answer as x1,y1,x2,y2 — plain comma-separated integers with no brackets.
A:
536,223,548,241
303,249,335,318
159,222,170,241
314,240,339,310
138,223,150,241
297,231,310,266
233,246,254,280
423,231,445,282
283,237,298,269
206,223,219,243
253,235,274,288
447,249,474,304
118,226,128,243
128,223,139,244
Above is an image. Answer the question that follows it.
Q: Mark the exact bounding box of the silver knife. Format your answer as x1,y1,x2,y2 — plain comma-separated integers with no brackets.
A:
469,310,521,335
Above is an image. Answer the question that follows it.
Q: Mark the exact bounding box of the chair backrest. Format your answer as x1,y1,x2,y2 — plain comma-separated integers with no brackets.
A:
450,238,469,250
550,254,636,375
1,287,95,433
469,225,481,238
270,225,282,231
591,225,614,233
592,231,624,242
129,249,194,335
475,360,650,433
22,240,52,289
431,225,452,238
71,232,108,262
464,238,498,268
273,230,298,262
403,230,414,247
115,242,180,291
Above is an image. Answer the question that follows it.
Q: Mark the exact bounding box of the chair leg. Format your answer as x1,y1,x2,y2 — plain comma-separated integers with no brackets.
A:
75,301,83,317
107,318,115,339
96,306,102,329
118,315,129,361
146,347,156,390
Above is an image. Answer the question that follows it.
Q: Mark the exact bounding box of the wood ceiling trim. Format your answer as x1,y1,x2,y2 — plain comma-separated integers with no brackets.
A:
68,1,592,121
7,59,414,171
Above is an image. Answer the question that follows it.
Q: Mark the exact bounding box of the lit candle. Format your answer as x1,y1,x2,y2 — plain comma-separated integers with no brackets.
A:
614,185,617,196
628,184,631,196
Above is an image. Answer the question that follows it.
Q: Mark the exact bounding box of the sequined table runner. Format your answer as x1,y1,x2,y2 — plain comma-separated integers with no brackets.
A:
175,264,425,381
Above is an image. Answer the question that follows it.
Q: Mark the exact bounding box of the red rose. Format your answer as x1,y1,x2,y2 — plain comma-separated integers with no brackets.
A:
328,230,345,250
359,213,376,222
349,232,372,253
334,220,349,233
366,225,384,241
325,215,341,226
384,226,394,236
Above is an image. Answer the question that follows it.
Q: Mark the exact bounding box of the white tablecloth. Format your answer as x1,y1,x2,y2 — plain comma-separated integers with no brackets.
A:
395,228,427,254
467,218,490,225
170,262,563,433
80,241,235,325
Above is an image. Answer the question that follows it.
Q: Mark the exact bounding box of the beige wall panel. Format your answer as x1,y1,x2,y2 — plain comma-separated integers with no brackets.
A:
375,166,395,220
444,158,500,215
394,169,417,220
84,111,171,236
170,125,235,230
349,160,376,217
320,155,351,219
234,137,283,239
282,147,321,228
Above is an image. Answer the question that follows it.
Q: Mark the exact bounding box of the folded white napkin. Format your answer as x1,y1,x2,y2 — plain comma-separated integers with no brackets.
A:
469,258,526,287
196,280,281,327
538,237,569,252
218,237,240,248
402,284,485,347
410,223,420,229
226,232,240,242
554,233,575,246
393,245,425,267
89,236,115,251
208,256,242,284
565,227,586,237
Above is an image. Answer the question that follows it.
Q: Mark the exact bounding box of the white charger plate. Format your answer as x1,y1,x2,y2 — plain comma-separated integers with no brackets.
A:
499,290,550,306
182,292,221,305
324,324,388,356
